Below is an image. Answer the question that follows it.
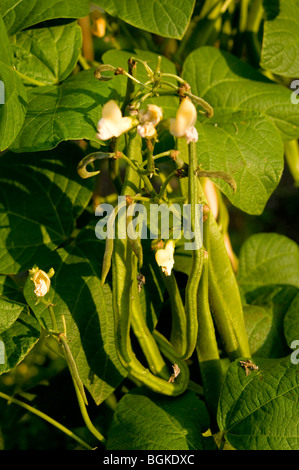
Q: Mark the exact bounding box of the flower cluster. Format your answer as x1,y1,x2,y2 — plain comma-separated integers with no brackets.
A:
96,98,198,144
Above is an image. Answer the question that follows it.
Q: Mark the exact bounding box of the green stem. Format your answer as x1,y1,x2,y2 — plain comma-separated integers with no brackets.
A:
72,380,106,446
48,304,58,333
0,391,93,450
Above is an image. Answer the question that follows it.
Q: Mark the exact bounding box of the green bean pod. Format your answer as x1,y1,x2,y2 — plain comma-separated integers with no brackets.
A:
112,129,188,395
196,212,223,427
183,141,203,360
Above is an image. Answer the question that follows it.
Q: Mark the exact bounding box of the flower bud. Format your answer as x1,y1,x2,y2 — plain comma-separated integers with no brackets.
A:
30,269,51,297
169,97,198,144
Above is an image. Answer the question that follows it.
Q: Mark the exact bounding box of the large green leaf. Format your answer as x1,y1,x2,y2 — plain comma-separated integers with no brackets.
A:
181,46,299,213
218,356,299,450
9,69,116,152
93,0,195,39
106,388,212,450
11,22,82,85
0,0,90,35
237,233,299,295
0,311,40,374
261,0,299,77
23,227,127,406
196,109,283,214
0,143,93,273
183,46,299,140
0,15,27,151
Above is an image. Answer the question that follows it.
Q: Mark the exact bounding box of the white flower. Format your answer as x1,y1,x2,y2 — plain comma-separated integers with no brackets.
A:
169,97,198,144
137,104,163,139
32,269,51,297
155,240,175,276
97,100,134,140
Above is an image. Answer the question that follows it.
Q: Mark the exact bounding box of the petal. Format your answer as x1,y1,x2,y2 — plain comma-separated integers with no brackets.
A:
114,117,134,137
169,98,197,137
96,118,115,140
101,100,123,122
137,123,157,139
139,104,163,126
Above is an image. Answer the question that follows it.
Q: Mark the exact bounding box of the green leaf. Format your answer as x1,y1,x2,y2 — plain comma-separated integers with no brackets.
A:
0,15,27,151
181,46,299,213
106,388,212,450
0,299,28,334
93,0,195,39
284,291,299,346
237,233,299,295
218,356,299,450
0,311,40,374
9,69,115,152
0,0,90,35
0,143,93,273
23,227,127,406
261,0,299,77
11,22,82,85
196,109,284,214
183,46,299,140
243,286,297,358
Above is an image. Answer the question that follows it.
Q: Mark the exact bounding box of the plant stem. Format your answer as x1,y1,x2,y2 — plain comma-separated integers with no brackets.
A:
72,380,106,446
0,391,93,450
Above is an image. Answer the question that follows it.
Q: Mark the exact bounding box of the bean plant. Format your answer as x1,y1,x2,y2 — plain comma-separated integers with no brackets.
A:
0,0,299,452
